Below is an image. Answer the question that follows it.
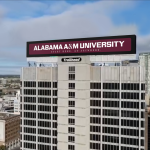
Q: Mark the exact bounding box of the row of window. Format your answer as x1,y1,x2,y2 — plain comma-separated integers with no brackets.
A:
91,100,145,109
22,142,57,150
24,120,57,128
90,83,145,90
24,82,57,88
90,144,142,150
90,91,145,99
90,109,145,118
102,127,144,137
23,90,57,96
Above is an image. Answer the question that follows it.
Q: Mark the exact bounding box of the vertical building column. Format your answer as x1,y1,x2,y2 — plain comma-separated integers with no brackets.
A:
119,65,122,150
51,67,53,150
139,66,142,150
100,66,103,150
36,67,38,150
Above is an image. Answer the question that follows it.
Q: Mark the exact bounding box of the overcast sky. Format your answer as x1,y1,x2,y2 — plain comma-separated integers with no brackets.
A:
0,0,150,74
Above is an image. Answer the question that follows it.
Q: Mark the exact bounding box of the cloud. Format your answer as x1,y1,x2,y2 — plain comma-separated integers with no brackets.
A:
0,0,149,74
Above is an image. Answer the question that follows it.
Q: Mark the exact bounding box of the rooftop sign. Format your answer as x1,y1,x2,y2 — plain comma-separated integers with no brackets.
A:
27,35,136,57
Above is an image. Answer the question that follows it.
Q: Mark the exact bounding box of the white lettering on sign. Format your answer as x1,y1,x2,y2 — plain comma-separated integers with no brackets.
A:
34,41,125,51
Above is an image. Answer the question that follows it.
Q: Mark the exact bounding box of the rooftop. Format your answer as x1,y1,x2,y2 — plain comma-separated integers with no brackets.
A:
0,112,19,120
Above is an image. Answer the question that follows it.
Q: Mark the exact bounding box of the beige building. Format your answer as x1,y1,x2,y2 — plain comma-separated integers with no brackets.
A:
0,113,20,150
20,56,146,150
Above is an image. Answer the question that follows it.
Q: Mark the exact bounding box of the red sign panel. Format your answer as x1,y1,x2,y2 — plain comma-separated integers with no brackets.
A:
27,35,136,57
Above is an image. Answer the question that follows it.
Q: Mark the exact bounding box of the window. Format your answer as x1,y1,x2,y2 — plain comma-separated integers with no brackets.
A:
38,97,51,104
24,120,36,126
38,113,51,120
90,100,101,107
103,101,119,107
141,93,145,100
90,126,100,133
53,130,57,136
90,117,101,124
24,112,36,118
24,81,36,87
103,144,119,150
103,92,119,99
90,143,100,150
121,92,139,99
38,105,51,112
121,102,139,109
24,127,36,134
121,111,139,118
121,128,139,136
90,83,101,89
69,92,75,98
53,98,57,104
103,109,119,116
141,102,145,109
69,66,75,72
53,90,57,96
102,135,119,143
68,110,75,116
90,91,101,98
38,145,51,150
24,97,36,103
53,114,57,120
68,127,75,133
90,134,100,141
69,74,75,80
141,84,145,90
69,83,75,89
38,121,51,128
103,83,119,90
24,135,36,141
68,136,75,142
53,82,57,88
68,145,75,150
90,109,101,115
121,120,139,127
24,104,36,111
121,137,138,145
69,101,75,107
38,90,51,96
103,127,119,134
68,119,75,125
103,118,119,125
38,82,51,88
141,139,144,146
24,89,36,95
121,83,139,90
24,142,36,149
38,137,51,143
38,129,51,135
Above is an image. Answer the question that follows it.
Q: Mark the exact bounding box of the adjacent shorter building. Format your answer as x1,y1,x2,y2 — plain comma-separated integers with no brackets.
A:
14,90,20,114
0,112,20,150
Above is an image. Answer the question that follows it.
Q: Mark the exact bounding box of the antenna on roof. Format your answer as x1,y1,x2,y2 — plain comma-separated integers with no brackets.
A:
34,62,36,67
28,62,31,67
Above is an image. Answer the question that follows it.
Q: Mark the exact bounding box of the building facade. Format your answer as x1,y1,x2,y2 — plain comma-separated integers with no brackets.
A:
14,90,20,114
0,113,20,150
20,56,146,150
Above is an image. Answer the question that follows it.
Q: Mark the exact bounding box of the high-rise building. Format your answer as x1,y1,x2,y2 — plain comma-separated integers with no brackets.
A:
20,56,146,150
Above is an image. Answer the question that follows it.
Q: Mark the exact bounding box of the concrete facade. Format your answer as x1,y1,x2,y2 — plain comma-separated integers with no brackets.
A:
21,55,146,150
